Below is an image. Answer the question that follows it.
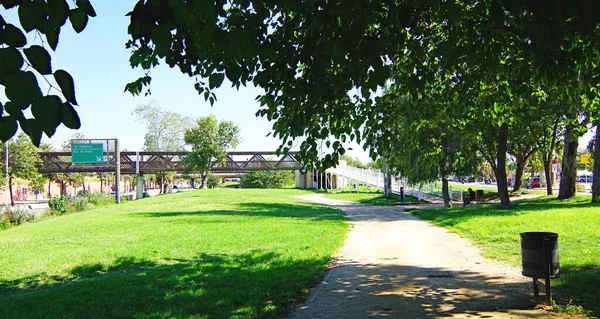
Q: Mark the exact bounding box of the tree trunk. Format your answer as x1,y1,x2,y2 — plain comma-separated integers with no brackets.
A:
513,159,526,191
441,177,452,208
9,176,14,206
200,171,207,189
159,172,164,194
82,176,86,193
60,181,65,196
47,178,52,198
545,116,560,195
383,167,392,198
439,141,452,208
558,129,578,199
497,123,511,207
592,125,600,203
543,158,553,195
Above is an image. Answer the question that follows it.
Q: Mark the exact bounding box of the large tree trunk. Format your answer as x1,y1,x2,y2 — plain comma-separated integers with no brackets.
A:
592,125,600,203
558,128,579,199
439,142,452,208
383,167,392,199
543,158,553,195
47,178,52,198
441,177,451,208
545,117,560,195
200,171,207,189
159,172,164,194
497,123,511,207
9,176,14,206
513,159,526,191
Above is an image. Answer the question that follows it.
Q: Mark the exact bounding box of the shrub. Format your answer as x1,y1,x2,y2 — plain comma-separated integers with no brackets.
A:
206,173,220,189
48,196,68,215
85,193,116,207
71,197,89,212
1,205,34,226
241,170,295,188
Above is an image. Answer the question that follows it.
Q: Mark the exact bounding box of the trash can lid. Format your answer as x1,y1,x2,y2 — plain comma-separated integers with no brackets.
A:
520,232,558,238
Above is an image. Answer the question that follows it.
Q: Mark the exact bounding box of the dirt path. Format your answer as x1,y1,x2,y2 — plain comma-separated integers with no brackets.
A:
287,194,581,319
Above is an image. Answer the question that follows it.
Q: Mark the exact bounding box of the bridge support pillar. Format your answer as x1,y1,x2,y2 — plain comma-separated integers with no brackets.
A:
136,175,144,200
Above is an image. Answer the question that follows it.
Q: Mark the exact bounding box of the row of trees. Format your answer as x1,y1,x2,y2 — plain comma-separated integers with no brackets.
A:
0,132,106,206
2,1,600,206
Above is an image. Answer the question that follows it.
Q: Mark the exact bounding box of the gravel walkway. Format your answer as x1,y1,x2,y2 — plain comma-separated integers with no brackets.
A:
286,194,581,319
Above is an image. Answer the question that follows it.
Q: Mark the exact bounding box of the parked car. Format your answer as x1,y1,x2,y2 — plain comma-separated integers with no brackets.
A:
524,177,541,189
578,174,593,183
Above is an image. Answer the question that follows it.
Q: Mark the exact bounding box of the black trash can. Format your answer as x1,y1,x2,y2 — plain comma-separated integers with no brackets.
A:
520,232,560,278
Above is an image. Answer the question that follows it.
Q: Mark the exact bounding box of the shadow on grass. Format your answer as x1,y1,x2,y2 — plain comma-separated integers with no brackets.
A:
0,250,330,319
133,202,346,222
2,254,592,318
414,196,598,227
411,196,599,316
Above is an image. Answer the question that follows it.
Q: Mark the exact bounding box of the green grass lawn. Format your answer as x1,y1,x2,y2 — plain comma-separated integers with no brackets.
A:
0,188,348,318
324,189,419,205
412,195,600,316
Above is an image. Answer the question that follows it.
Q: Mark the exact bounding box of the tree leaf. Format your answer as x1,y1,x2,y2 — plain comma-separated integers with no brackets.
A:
1,0,23,10
209,73,224,89
60,102,80,129
5,70,42,105
18,0,40,32
24,45,52,74
45,25,60,51
47,0,69,27
0,116,18,142
18,118,43,147
31,95,61,137
76,0,96,17
0,47,24,84
446,1,463,22
54,69,78,105
152,26,172,58
1,24,27,47
68,7,88,33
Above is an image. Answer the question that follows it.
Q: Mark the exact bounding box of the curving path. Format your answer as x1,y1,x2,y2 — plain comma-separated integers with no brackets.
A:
287,194,581,319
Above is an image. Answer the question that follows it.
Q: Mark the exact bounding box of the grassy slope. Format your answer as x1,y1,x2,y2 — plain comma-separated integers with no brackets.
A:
0,188,348,319
413,195,600,315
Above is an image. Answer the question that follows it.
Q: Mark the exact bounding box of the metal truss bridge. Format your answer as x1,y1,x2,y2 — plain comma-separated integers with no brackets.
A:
37,151,303,174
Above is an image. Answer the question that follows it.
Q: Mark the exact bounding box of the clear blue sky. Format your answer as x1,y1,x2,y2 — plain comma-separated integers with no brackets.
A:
1,2,372,162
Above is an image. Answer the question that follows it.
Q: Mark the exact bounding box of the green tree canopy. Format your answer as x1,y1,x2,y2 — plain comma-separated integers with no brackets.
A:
0,133,41,205
132,100,193,152
184,115,240,187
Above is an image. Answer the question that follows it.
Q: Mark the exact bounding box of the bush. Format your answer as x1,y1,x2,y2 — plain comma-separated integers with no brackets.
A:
240,170,295,188
85,193,116,207
0,205,35,226
48,196,68,215
71,197,89,212
206,173,220,189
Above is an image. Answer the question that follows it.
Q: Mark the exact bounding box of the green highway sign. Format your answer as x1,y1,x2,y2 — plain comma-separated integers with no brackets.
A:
72,143,104,164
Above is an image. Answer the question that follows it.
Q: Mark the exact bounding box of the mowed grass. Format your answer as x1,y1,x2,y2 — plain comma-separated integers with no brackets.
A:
0,188,348,318
325,189,418,206
412,195,600,315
